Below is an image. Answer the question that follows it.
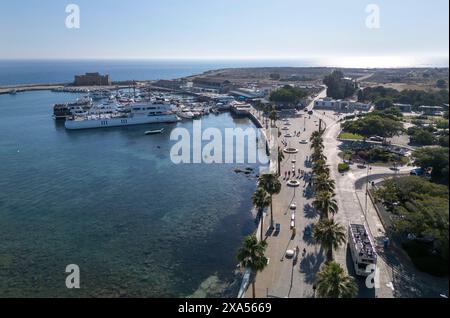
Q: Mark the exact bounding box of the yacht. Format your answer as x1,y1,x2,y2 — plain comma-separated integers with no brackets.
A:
65,101,179,130
53,96,93,120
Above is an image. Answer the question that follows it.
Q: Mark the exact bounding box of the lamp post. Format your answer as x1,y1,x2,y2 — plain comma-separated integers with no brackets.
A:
365,165,372,216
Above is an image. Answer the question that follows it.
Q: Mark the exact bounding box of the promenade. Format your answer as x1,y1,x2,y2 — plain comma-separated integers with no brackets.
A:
244,97,411,298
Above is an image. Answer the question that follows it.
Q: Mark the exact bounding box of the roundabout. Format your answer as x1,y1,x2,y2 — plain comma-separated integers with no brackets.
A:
287,180,301,187
283,147,299,154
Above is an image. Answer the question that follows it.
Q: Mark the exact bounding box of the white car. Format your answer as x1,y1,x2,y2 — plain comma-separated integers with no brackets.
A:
290,203,297,210
299,140,308,144
285,134,293,138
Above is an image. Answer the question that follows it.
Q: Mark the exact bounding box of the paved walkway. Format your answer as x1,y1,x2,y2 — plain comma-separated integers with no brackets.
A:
245,93,327,298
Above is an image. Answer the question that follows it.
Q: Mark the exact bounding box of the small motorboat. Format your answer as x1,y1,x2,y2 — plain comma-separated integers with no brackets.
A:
145,128,164,135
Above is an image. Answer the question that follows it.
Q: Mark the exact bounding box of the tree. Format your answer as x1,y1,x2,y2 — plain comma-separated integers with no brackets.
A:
310,131,324,151
323,71,357,99
312,159,330,177
375,176,449,267
236,235,268,298
270,73,281,81
413,147,449,185
409,128,436,146
269,109,278,127
374,97,394,110
313,219,346,263
315,262,358,298
314,173,336,194
277,147,285,176
252,188,271,242
269,85,308,105
342,114,404,139
312,191,339,220
258,174,282,227
437,79,448,89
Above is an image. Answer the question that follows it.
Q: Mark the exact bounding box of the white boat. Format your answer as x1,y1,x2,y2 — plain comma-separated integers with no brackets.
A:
177,109,195,119
65,101,179,130
145,128,164,135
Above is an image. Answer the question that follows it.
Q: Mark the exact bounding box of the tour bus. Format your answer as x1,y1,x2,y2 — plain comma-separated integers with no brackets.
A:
348,223,377,276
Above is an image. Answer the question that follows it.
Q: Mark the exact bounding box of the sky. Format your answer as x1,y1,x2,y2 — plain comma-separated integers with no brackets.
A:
0,0,449,67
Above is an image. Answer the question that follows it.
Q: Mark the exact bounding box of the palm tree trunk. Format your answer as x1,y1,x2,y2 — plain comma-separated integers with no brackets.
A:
278,159,281,177
326,248,333,263
260,212,264,242
252,281,256,298
270,195,274,228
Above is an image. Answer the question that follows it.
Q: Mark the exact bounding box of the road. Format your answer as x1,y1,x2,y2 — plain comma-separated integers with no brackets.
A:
245,89,447,298
245,98,327,298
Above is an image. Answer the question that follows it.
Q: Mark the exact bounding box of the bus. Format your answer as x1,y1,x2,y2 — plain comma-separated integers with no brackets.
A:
348,224,377,276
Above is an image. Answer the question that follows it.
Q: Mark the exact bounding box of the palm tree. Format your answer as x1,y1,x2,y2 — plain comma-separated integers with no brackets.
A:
311,149,327,163
313,219,346,262
277,147,285,176
252,188,270,241
312,159,330,177
312,190,339,220
269,109,278,127
310,131,324,147
315,261,358,298
236,235,268,298
258,174,282,228
314,173,336,194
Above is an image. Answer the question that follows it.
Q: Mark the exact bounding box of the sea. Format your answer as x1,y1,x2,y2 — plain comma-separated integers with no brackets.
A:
0,60,273,297
0,59,319,86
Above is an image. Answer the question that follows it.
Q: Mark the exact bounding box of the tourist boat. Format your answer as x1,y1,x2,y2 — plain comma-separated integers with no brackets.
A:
65,101,179,130
53,96,93,120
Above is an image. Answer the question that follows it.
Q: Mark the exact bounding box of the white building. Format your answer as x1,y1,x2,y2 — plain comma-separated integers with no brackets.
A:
314,98,370,112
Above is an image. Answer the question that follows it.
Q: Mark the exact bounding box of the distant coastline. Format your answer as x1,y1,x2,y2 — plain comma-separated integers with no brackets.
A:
0,58,448,87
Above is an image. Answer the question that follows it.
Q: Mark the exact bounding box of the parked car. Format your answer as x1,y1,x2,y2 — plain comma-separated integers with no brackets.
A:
410,168,424,176
369,136,384,142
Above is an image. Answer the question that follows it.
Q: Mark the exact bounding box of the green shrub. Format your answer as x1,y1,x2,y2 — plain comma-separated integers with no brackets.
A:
338,163,350,173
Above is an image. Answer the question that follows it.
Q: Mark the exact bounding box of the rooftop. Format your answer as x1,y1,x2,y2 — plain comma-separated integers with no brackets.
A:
349,224,377,262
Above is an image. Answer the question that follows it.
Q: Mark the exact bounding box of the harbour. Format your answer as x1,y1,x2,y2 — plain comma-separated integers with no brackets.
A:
0,88,265,297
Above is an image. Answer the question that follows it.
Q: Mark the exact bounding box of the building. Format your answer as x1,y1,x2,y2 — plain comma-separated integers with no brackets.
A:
394,103,413,113
229,88,266,101
351,102,371,112
230,101,252,116
314,98,370,112
74,72,111,86
152,79,183,90
192,77,233,93
314,97,340,110
419,105,444,116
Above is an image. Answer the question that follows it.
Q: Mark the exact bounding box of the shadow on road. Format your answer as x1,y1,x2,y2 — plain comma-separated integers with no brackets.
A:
304,203,318,219
300,250,325,284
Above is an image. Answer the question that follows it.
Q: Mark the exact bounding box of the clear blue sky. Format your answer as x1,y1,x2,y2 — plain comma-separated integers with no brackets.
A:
0,0,448,66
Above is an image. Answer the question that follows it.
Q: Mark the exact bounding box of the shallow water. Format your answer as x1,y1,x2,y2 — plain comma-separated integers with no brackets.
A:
0,91,264,297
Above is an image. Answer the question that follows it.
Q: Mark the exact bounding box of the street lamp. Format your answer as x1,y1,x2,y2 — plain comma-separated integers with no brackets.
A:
365,165,372,216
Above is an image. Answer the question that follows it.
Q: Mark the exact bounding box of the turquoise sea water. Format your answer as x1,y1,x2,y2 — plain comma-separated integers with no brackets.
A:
0,91,265,297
